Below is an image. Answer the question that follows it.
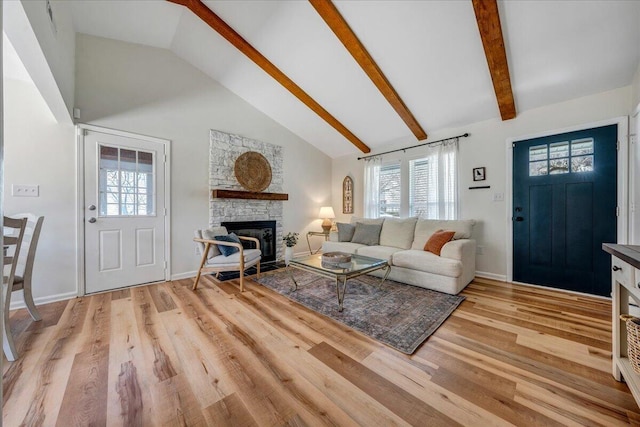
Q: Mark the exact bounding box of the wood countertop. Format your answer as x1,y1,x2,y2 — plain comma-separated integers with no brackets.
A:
603,244,640,270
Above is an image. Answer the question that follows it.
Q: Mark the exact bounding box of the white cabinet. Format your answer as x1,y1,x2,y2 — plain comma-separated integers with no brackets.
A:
606,244,640,406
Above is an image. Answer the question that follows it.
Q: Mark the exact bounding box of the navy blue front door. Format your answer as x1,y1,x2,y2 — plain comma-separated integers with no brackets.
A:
512,125,617,296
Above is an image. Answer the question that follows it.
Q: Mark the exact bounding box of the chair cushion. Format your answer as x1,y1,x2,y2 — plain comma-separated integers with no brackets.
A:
206,249,261,267
393,250,462,278
424,229,455,255
337,222,356,242
379,217,417,249
215,233,241,256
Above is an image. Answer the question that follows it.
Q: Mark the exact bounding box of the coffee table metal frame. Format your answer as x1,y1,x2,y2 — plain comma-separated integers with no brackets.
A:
287,253,391,312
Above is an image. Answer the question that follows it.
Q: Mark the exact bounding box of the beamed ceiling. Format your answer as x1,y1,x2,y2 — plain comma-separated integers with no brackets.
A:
68,0,640,158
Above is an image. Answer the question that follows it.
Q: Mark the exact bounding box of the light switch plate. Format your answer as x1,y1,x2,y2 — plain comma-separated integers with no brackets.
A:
12,184,39,197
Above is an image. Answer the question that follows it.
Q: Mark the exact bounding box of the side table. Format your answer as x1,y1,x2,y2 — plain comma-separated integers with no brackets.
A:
306,231,330,254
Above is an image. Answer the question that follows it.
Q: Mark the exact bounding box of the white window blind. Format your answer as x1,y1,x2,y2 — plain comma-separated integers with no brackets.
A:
379,163,401,217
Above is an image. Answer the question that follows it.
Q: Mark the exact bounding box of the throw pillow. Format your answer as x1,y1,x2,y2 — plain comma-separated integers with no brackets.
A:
202,226,227,258
424,229,456,256
214,233,241,257
350,222,383,246
337,222,356,242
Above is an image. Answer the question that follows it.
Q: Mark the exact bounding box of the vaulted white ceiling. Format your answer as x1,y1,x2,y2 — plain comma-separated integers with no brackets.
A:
68,1,640,158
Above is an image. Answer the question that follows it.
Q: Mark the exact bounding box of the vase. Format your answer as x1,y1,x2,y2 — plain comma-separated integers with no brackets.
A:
284,246,294,266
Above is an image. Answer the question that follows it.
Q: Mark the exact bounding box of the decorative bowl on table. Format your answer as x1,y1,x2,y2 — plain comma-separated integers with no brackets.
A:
321,252,352,268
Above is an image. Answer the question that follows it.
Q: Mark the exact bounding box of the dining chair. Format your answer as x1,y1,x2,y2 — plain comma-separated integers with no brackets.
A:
9,214,45,321
3,216,28,361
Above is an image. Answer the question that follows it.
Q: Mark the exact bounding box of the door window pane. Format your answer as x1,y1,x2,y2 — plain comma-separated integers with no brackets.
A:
571,138,594,156
549,141,569,159
571,155,594,172
529,161,548,176
99,145,156,216
529,145,548,161
549,158,569,174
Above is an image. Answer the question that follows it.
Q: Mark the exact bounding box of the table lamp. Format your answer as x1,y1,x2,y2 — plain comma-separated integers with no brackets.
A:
318,206,335,233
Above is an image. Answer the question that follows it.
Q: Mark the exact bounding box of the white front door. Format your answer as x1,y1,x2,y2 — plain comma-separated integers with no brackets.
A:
83,129,167,294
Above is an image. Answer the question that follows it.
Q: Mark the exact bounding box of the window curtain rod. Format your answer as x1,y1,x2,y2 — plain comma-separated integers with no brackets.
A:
357,133,470,160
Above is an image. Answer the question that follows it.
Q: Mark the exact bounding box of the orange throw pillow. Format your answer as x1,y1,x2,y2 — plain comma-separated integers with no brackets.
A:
424,229,456,255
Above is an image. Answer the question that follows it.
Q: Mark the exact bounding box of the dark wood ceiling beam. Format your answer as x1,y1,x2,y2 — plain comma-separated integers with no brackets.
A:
168,0,371,153
309,0,428,141
472,0,516,120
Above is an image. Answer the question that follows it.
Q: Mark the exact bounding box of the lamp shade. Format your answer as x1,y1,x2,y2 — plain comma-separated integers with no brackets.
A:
318,206,335,219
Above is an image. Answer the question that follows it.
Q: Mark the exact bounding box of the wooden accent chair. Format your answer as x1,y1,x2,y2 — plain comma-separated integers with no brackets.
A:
193,227,261,292
3,216,28,361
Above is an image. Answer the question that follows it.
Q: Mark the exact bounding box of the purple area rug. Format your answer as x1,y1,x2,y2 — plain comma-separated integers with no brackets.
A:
256,270,465,354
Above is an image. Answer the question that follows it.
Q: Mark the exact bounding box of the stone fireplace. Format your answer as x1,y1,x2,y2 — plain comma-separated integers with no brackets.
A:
209,130,285,261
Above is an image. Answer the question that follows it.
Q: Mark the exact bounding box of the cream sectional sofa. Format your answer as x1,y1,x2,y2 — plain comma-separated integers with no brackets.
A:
322,217,476,295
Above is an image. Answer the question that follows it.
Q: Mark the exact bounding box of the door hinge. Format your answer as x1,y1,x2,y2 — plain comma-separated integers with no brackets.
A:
617,140,620,151
616,206,620,217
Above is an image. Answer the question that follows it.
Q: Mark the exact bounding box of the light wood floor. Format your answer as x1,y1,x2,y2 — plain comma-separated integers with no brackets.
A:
3,275,639,426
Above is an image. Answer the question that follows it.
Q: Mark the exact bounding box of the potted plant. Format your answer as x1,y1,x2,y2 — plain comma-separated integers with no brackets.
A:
282,232,299,265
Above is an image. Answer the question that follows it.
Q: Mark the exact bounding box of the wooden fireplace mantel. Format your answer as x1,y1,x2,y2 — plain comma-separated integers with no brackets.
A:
211,189,289,201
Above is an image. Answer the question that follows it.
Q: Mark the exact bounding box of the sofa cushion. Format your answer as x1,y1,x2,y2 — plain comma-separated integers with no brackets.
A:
350,222,382,245
411,219,475,250
379,217,417,249
337,222,356,242
356,245,402,262
200,226,228,258
322,241,366,254
393,249,462,278
350,216,385,226
206,248,261,267
214,233,241,256
424,229,455,255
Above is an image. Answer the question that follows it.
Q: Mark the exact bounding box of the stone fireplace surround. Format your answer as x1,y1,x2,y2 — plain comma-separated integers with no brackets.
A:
209,130,285,261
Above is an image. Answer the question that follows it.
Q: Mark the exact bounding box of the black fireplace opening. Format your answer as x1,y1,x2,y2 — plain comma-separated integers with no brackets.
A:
221,220,277,263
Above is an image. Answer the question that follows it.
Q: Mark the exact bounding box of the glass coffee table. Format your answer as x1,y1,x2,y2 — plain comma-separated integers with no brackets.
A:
287,253,391,312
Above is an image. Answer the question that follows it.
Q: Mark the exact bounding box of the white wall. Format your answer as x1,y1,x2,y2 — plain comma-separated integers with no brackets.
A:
75,34,332,279
4,0,75,123
3,78,76,306
332,86,632,280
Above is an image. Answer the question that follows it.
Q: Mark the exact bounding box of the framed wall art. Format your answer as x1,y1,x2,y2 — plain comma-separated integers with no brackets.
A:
473,167,486,181
342,176,354,214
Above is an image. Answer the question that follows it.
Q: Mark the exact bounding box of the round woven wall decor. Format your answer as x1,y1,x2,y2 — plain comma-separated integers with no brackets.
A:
234,151,272,192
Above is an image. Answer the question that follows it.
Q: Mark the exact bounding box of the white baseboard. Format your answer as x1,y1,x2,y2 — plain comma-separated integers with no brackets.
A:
474,271,507,282
171,271,197,281
10,290,78,311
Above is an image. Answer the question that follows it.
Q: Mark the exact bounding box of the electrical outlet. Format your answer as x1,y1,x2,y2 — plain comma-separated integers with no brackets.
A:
477,245,484,255
493,192,504,202
12,184,39,197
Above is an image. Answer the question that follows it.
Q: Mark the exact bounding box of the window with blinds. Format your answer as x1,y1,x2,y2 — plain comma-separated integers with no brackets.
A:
409,150,457,219
379,163,401,217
